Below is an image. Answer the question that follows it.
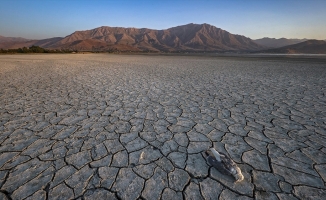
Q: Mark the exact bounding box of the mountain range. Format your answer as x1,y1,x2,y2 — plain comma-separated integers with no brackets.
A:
253,38,309,48
0,35,30,43
255,40,326,54
0,23,325,53
0,23,263,52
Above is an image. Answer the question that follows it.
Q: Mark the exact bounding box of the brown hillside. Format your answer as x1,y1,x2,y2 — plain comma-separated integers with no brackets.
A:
0,23,263,52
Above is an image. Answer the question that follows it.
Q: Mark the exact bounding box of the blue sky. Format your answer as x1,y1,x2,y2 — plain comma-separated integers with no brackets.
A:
1,0,325,40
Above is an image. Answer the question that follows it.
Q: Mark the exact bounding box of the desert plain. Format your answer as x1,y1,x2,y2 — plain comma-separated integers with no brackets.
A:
0,54,326,199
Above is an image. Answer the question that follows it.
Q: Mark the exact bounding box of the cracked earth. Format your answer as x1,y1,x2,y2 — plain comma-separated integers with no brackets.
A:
0,54,326,200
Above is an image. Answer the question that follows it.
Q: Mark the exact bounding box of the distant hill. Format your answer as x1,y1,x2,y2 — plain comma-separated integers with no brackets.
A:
254,37,308,48
0,23,263,52
0,37,63,50
0,35,30,43
256,40,326,54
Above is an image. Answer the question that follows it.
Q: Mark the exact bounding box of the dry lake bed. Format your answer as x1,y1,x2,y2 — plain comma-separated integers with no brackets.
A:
0,54,326,200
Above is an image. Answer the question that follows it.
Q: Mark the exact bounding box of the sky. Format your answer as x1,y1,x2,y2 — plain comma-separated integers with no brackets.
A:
0,0,325,40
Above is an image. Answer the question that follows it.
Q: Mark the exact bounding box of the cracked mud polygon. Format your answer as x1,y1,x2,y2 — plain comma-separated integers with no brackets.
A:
0,54,326,200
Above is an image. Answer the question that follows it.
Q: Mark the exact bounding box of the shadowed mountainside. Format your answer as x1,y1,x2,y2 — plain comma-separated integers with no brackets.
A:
0,23,263,52
256,40,326,54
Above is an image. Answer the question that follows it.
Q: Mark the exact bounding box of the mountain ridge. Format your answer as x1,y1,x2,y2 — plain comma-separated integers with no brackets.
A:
0,23,263,52
256,39,326,54
0,35,30,43
254,37,309,48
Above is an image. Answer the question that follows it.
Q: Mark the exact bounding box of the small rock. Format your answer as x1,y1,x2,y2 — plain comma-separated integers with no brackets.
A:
129,146,162,165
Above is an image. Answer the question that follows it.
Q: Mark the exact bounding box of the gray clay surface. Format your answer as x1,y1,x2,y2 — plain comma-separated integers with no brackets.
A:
0,54,325,199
